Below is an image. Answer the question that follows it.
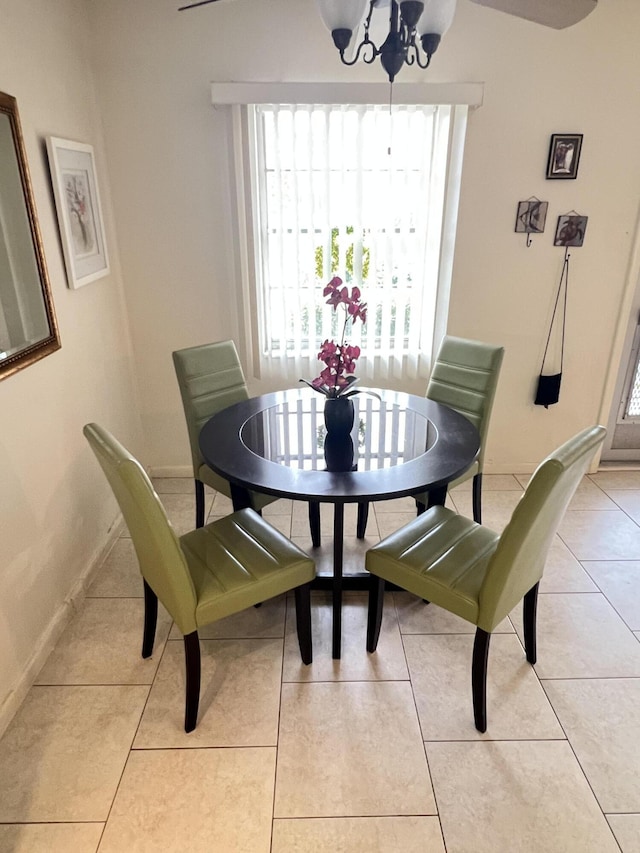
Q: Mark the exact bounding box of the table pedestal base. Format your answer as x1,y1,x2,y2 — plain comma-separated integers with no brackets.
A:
311,574,403,592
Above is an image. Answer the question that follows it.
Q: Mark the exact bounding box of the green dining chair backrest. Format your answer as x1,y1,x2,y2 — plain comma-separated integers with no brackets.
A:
83,423,198,631
172,340,249,478
477,425,606,632
426,335,504,470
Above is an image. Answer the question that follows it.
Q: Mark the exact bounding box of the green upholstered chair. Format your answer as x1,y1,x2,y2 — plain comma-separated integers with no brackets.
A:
355,335,504,538
172,340,278,528
365,425,606,732
417,335,505,523
84,423,315,733
173,339,322,544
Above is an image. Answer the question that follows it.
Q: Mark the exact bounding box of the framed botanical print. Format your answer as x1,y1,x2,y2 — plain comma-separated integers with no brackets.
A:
46,137,110,288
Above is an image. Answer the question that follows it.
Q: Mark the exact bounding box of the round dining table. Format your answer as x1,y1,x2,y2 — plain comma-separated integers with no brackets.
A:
199,387,480,658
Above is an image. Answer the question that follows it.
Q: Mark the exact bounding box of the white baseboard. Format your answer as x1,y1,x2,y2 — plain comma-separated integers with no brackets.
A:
483,463,538,475
0,516,124,740
149,466,192,479
598,461,640,470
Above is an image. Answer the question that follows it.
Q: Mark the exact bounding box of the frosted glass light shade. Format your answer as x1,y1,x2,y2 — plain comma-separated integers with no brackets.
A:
417,0,457,35
316,0,370,32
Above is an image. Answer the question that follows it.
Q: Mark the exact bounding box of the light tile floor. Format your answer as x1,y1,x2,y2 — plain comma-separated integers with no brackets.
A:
1,474,640,851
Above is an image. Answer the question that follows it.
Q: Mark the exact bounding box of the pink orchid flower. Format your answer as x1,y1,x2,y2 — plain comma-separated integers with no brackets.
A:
301,276,368,398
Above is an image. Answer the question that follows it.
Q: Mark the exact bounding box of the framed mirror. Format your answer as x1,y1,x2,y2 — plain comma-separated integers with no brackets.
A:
0,91,60,381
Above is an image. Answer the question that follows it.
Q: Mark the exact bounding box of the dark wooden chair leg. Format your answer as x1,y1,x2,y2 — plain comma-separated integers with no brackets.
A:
183,631,201,733
195,479,205,529
472,473,482,524
366,575,386,653
308,501,321,548
472,628,491,733
294,582,313,665
142,580,158,658
523,582,539,664
356,502,369,539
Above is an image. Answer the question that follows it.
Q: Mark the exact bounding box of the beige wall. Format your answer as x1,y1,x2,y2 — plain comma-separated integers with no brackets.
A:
2,0,640,730
0,0,143,731
87,0,640,474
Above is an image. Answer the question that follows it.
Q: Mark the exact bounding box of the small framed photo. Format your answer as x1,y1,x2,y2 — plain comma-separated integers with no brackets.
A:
46,137,110,289
515,199,548,234
546,133,583,180
554,214,588,247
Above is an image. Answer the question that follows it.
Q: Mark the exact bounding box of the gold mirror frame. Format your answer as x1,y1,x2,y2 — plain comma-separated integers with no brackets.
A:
0,91,60,381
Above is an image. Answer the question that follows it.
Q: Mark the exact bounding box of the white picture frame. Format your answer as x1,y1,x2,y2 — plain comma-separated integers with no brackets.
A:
46,136,110,289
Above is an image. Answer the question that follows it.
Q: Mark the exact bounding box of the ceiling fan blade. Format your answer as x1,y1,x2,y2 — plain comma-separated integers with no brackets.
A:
178,0,226,11
468,0,597,29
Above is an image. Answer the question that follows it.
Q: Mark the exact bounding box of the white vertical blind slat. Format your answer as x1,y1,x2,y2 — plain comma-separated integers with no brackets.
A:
320,106,331,347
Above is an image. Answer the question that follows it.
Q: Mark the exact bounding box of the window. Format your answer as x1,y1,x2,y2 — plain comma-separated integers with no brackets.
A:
221,84,475,387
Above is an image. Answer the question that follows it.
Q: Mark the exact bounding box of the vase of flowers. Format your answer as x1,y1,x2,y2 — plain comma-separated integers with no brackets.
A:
301,276,367,436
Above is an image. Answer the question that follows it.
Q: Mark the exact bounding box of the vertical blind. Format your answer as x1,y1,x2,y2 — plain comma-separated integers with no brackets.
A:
248,102,455,386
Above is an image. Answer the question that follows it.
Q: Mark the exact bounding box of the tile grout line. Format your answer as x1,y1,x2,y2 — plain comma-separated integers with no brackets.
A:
94,617,172,850
6,482,640,846
579,561,640,634
538,678,624,852
394,593,446,845
270,593,289,853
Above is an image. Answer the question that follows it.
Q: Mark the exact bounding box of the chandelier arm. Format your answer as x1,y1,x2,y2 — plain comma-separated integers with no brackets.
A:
363,1,375,34
406,39,422,66
338,1,378,67
339,38,378,67
412,46,433,69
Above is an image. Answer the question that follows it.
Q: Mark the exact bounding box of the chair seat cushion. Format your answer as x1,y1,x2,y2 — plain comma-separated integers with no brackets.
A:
180,508,315,629
366,505,499,626
197,463,276,511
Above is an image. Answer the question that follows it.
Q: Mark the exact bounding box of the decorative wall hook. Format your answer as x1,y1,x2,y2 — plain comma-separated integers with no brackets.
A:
515,197,549,247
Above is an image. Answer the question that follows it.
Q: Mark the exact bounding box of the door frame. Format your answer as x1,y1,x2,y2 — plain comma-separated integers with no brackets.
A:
599,202,640,462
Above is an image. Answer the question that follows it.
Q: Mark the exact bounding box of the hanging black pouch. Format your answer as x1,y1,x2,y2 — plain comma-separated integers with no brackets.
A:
534,373,562,408
534,249,569,409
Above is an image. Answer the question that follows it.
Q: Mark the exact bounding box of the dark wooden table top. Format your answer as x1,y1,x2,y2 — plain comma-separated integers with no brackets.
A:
199,387,480,504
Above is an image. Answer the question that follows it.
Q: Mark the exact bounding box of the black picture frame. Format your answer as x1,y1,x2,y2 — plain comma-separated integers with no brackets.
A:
553,214,588,247
546,133,583,180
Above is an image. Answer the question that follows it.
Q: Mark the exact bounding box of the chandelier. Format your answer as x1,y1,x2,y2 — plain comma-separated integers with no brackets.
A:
315,0,457,83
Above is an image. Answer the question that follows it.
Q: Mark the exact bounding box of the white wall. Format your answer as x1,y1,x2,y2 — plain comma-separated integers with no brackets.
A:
1,0,639,731
0,0,143,732
447,0,640,471
87,0,640,475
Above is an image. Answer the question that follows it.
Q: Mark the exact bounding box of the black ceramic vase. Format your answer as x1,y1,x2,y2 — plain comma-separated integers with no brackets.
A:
324,433,355,472
323,396,355,436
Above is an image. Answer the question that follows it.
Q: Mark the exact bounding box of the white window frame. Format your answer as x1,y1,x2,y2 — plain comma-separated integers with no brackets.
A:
214,81,483,385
